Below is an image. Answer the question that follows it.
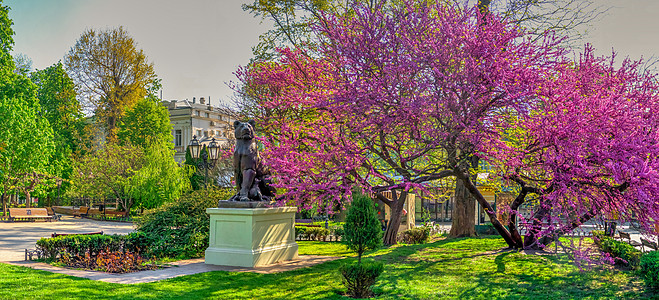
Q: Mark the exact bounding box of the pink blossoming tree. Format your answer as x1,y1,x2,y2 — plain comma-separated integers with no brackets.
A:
237,0,659,247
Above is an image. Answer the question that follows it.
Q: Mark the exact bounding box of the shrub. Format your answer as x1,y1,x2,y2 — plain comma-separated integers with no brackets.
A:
475,224,498,236
399,227,430,244
640,251,659,290
342,192,384,298
307,227,330,241
344,192,383,263
331,225,345,239
340,260,384,298
596,235,642,268
36,234,125,260
134,187,233,258
294,226,308,240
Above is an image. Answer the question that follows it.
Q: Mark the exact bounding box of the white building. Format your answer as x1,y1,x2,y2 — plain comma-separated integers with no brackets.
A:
162,97,236,163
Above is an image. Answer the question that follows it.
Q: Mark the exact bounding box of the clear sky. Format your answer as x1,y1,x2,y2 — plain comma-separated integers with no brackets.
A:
4,0,659,107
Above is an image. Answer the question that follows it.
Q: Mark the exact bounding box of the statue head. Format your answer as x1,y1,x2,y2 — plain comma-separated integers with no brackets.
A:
234,120,256,140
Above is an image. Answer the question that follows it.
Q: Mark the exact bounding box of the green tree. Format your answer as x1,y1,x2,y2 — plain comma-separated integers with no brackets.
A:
31,62,83,204
130,142,192,210
0,1,54,211
117,96,172,149
65,26,158,138
341,191,384,298
344,192,382,264
69,143,143,212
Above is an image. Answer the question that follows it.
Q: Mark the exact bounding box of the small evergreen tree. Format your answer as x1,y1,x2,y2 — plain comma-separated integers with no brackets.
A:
344,192,383,264
341,191,384,298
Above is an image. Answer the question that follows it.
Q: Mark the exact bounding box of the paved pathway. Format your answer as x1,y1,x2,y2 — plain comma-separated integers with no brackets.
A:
0,216,134,262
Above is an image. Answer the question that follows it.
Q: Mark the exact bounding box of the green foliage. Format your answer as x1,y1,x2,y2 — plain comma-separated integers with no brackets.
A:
399,227,430,244
640,251,659,290
134,188,233,258
339,259,384,298
35,234,138,260
0,1,14,68
117,96,172,150
30,61,83,199
595,234,642,268
344,192,382,264
0,2,54,199
70,142,190,211
130,142,192,210
69,143,143,212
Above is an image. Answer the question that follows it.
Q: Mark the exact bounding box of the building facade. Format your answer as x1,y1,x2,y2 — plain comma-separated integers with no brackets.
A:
162,97,236,163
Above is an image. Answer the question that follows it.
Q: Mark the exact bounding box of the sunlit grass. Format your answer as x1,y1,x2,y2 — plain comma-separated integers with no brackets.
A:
0,237,650,299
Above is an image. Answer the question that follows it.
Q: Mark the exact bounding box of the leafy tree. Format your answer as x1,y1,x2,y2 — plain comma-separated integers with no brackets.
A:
70,141,192,212
69,143,143,212
31,61,83,203
13,53,32,76
0,1,54,211
65,26,158,138
117,96,173,150
130,142,192,210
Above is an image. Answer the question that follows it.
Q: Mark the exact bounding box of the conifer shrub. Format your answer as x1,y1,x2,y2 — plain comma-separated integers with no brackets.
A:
340,192,384,298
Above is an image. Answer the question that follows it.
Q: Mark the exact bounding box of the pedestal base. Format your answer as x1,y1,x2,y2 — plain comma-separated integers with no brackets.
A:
205,206,298,267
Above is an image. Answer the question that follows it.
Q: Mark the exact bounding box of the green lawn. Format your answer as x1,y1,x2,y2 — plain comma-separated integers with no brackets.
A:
0,237,652,299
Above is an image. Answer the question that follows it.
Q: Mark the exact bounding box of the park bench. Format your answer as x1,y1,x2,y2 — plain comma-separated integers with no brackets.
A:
51,231,103,238
72,206,89,218
618,231,642,248
8,208,52,222
45,207,61,221
641,237,658,252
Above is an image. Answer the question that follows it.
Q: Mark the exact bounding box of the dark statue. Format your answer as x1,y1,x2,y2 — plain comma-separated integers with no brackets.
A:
228,120,276,202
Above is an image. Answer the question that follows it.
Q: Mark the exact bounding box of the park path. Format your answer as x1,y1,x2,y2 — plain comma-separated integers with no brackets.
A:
0,216,134,262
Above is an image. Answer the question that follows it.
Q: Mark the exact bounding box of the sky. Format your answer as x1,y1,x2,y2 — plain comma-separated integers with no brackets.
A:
5,0,659,107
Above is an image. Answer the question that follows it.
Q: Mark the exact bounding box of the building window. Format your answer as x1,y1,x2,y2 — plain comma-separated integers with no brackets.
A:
196,129,202,137
205,112,209,118
196,111,201,116
175,130,182,146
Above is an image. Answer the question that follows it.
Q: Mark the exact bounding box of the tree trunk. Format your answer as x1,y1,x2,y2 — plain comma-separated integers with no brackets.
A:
25,191,31,208
449,178,477,237
383,191,408,245
1,193,5,216
458,172,517,248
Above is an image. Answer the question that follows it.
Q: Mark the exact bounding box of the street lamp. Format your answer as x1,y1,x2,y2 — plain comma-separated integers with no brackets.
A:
189,136,220,188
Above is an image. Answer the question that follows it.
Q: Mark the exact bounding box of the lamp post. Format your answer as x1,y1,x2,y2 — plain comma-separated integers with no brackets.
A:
189,136,220,188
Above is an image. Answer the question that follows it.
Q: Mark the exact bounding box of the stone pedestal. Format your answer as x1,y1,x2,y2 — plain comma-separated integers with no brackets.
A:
205,206,298,267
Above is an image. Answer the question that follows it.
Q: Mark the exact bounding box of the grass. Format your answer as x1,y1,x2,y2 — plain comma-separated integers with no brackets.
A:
0,236,652,299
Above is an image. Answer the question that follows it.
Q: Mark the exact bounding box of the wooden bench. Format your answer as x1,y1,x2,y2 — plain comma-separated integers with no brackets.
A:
102,210,128,220
45,207,61,221
73,206,89,218
52,231,103,238
8,208,52,222
641,238,658,252
618,231,642,248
